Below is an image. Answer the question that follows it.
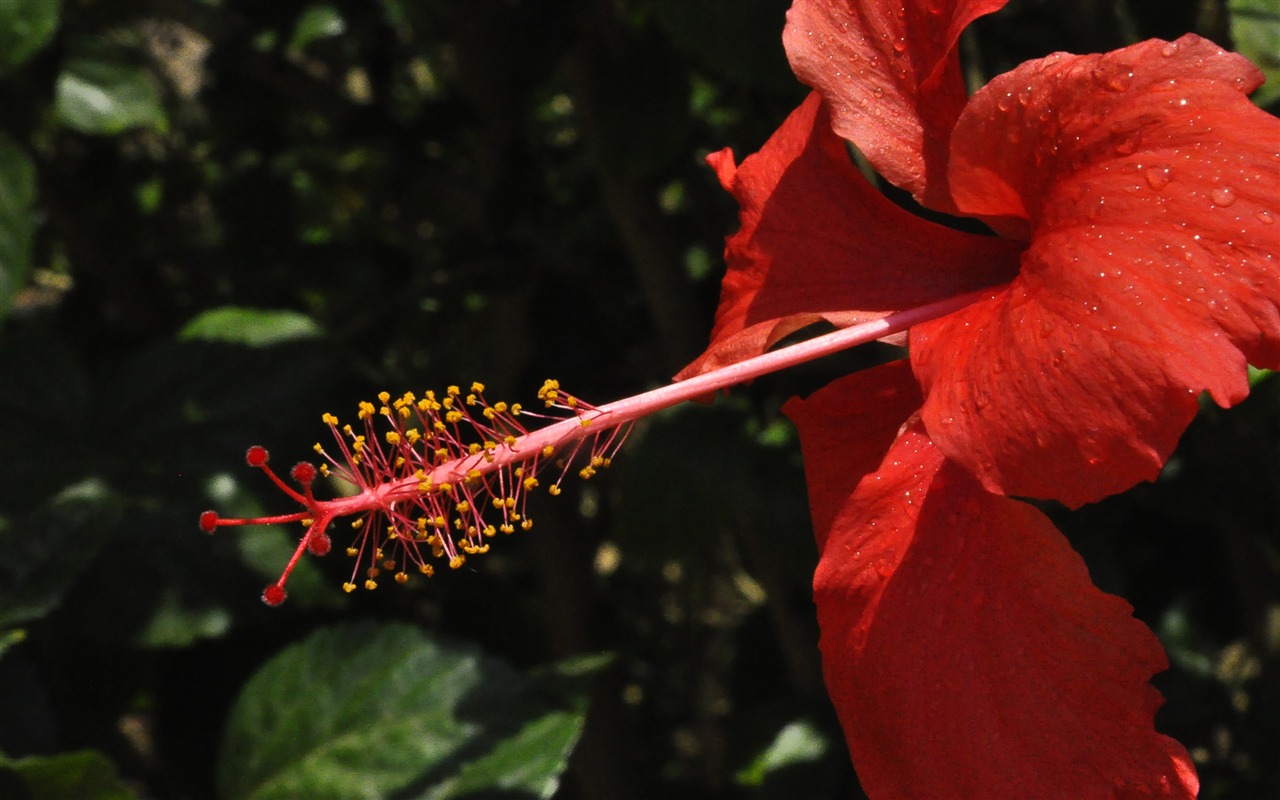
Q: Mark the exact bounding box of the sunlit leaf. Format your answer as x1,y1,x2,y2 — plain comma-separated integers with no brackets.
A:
56,54,167,135
179,307,323,347
1230,0,1280,107
0,0,61,76
289,5,346,53
219,623,593,800
734,719,829,787
0,750,137,800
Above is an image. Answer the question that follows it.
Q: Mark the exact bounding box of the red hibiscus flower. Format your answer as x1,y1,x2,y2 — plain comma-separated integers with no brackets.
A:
678,0,1279,796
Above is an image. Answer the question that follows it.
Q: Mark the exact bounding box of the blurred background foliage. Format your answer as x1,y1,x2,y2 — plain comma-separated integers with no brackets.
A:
0,0,1275,798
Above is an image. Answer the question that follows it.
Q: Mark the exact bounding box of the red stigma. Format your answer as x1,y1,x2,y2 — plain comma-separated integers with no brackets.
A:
261,584,287,606
246,446,269,468
306,531,332,556
291,462,317,485
199,510,219,533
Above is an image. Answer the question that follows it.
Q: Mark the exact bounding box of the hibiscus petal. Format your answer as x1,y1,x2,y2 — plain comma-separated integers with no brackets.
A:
782,0,1009,208
676,92,1019,380
785,371,1197,799
914,35,1280,506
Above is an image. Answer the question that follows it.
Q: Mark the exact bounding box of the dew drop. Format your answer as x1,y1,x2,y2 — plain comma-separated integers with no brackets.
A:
872,86,884,98
1143,165,1172,190
891,37,906,54
996,92,1013,112
1257,210,1275,225
1211,186,1237,207
1161,42,1178,57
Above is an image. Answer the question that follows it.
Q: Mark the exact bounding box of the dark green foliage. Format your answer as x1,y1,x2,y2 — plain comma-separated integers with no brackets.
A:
0,2,1275,798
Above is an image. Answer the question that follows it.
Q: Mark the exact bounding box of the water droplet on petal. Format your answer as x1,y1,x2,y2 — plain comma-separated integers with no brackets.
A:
1211,186,1237,207
891,38,906,54
996,92,1013,112
1144,165,1172,190
1161,42,1178,57
872,86,884,98
1257,210,1275,225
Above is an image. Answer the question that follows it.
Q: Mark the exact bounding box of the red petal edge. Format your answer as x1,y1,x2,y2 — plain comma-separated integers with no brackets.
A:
914,35,1280,506
785,366,1198,799
782,0,1009,209
676,92,1020,380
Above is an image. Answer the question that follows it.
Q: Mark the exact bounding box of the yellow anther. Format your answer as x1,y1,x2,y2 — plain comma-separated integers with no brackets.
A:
521,519,534,530
343,424,354,435
493,401,507,412
313,442,324,453
579,417,592,428
483,525,496,537
418,399,432,412
468,442,481,455
523,476,539,490
456,501,471,513
343,582,357,593
549,485,562,496
378,391,391,403
504,497,516,509
471,381,485,393
394,456,405,467
358,401,375,420
449,555,466,569
504,435,518,446
417,517,428,531
398,406,411,419
346,547,358,557
322,412,339,425
368,566,381,577
419,563,435,576
374,548,384,559
483,407,496,420
466,393,478,406
500,523,514,534
365,579,378,590
439,482,453,494
510,403,522,415
542,445,555,457
447,385,461,397
466,469,482,482
319,464,330,477
567,397,578,407
446,410,463,424
386,431,401,444
493,497,506,507
591,456,605,467
394,572,409,584
580,466,596,479
406,429,421,444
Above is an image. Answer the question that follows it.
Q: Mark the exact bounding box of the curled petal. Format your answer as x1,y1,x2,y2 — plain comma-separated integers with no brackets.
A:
783,0,1009,208
786,372,1197,799
677,92,1020,380
915,35,1280,506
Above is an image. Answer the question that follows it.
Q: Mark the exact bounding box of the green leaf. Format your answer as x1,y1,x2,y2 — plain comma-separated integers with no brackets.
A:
426,711,584,800
0,0,61,76
179,307,324,347
218,623,592,800
1230,0,1280,107
0,749,138,800
56,54,167,135
734,720,829,787
289,5,347,53
0,479,122,629
0,133,36,321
